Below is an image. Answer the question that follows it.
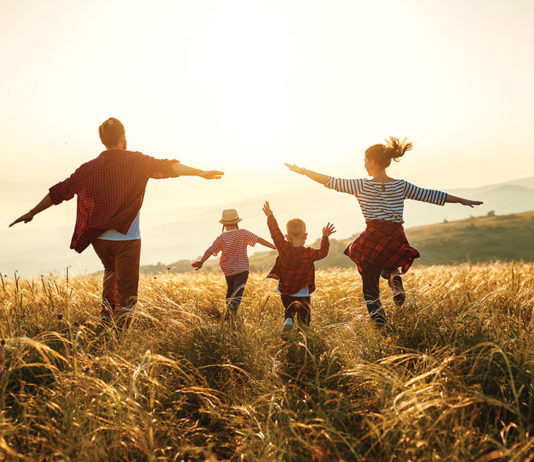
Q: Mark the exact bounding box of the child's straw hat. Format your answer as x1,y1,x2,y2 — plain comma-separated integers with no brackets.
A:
219,209,242,224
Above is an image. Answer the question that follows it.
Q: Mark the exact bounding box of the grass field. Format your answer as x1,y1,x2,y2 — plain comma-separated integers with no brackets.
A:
1,264,533,461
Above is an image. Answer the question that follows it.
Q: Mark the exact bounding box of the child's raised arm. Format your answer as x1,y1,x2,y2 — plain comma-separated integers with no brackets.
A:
285,163,329,186
262,201,287,252
309,222,335,261
322,222,336,237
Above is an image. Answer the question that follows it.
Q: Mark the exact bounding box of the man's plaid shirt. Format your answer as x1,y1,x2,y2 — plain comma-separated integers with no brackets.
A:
48,150,179,253
266,215,329,295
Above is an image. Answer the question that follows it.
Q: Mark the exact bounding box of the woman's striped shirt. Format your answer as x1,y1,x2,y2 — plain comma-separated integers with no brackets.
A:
325,177,447,223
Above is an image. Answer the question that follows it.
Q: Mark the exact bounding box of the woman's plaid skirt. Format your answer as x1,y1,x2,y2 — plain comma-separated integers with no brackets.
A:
344,220,420,274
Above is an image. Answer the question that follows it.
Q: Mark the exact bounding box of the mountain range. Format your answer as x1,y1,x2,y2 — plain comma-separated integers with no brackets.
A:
1,176,533,275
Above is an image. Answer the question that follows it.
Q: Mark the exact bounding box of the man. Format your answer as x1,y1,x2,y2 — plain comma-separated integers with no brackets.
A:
10,117,223,326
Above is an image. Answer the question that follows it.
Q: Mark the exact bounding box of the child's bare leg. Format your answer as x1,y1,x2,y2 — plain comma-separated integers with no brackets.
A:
361,265,387,326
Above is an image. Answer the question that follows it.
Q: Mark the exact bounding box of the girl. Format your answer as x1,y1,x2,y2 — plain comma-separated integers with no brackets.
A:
192,208,276,319
285,137,483,326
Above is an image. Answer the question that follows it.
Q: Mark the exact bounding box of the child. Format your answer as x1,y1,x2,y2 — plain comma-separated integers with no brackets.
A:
285,137,483,326
192,208,276,318
262,201,336,332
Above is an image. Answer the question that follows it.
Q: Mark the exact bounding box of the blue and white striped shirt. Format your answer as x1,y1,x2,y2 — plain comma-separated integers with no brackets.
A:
325,177,447,223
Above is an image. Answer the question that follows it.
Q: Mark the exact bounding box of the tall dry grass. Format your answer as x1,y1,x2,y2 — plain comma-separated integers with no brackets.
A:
0,263,533,461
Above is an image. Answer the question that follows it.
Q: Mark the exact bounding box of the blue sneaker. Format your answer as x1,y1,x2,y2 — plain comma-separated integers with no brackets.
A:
282,317,294,332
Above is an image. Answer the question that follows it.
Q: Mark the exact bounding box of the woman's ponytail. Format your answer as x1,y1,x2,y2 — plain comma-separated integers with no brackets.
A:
384,136,412,162
365,136,413,168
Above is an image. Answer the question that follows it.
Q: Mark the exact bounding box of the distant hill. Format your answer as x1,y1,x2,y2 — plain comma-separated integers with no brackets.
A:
141,210,534,274
406,210,534,265
3,175,534,275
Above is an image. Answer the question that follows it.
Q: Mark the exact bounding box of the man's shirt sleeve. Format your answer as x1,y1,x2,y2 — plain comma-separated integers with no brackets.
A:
49,173,77,205
137,152,180,179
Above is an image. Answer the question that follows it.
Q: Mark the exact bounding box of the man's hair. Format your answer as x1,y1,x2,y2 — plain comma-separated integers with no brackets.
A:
99,118,125,148
286,218,306,239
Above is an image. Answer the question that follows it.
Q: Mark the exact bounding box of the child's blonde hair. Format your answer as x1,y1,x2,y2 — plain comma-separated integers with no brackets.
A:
286,218,306,239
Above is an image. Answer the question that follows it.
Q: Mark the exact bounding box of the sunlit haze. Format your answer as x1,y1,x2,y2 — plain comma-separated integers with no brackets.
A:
1,0,534,273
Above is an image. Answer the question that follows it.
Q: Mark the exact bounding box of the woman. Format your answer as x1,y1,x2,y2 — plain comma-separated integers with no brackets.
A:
285,137,482,326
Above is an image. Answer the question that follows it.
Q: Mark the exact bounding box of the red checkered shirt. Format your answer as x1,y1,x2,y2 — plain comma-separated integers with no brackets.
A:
266,215,329,295
48,150,179,253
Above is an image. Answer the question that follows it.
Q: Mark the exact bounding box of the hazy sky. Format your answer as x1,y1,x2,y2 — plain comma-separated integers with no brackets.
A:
1,0,534,230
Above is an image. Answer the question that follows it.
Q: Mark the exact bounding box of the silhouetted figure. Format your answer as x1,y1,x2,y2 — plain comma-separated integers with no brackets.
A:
285,136,482,327
192,208,275,319
10,118,223,327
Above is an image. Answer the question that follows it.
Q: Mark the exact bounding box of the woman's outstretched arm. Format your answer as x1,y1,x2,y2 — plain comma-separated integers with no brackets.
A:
445,194,483,208
285,163,329,185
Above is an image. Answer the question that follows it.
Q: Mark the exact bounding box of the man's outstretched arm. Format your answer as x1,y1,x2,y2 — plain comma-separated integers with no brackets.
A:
141,154,224,180
172,162,224,179
9,193,54,227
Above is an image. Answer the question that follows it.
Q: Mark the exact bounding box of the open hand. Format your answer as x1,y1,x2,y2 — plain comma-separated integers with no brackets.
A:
322,222,336,237
9,212,34,227
191,261,203,271
200,170,224,180
284,163,306,175
262,201,273,217
461,199,483,208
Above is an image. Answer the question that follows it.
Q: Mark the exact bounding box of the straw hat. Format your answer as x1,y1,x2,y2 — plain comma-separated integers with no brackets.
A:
219,209,242,224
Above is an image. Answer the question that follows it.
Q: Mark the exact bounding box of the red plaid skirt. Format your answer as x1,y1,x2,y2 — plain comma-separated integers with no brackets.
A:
344,220,420,274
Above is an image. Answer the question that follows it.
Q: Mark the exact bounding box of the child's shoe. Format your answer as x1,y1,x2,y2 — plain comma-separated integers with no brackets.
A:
100,306,113,325
389,271,405,306
282,317,294,332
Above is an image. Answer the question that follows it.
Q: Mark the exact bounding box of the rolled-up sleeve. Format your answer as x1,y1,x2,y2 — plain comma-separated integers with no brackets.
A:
49,175,77,205
137,152,180,179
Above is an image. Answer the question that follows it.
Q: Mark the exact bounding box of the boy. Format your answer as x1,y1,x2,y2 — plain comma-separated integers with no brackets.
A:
192,208,275,318
262,201,335,332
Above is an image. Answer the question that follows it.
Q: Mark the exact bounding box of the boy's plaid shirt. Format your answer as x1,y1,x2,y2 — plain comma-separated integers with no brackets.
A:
266,215,329,295
48,150,179,253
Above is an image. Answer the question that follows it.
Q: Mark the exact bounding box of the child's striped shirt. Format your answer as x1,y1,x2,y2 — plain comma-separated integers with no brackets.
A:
208,229,259,276
325,177,447,223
